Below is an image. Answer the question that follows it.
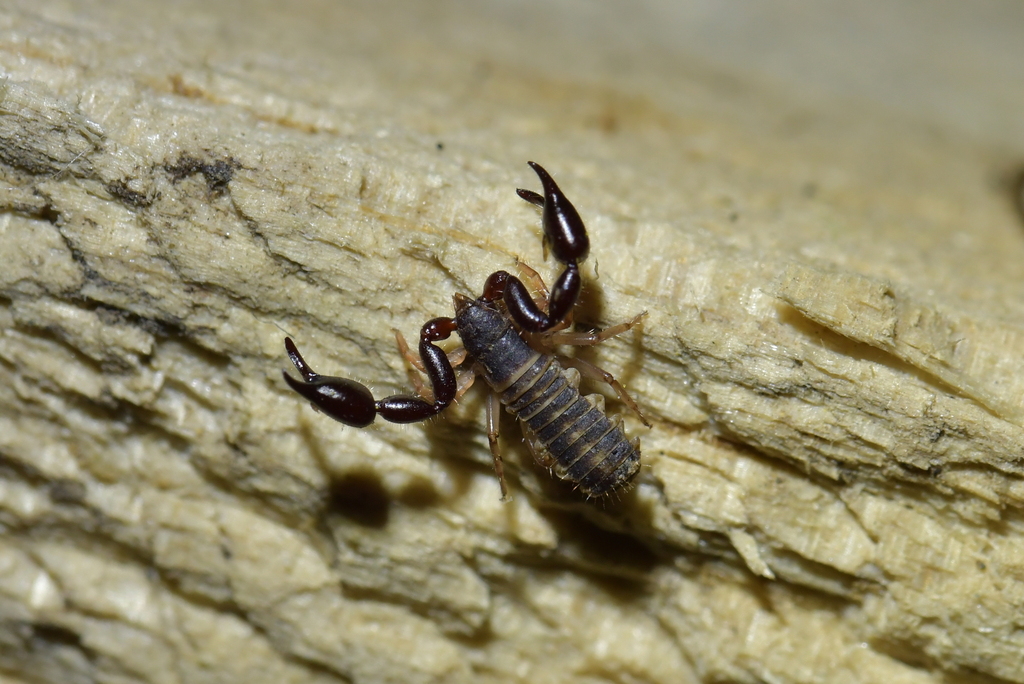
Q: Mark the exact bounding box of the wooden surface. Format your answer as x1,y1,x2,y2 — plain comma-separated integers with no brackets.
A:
2,1,1024,682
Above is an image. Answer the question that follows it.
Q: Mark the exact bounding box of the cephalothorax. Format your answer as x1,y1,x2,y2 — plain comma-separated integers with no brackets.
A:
284,162,649,500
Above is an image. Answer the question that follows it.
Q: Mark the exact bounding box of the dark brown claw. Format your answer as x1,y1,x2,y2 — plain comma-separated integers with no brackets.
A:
283,317,458,427
283,337,376,427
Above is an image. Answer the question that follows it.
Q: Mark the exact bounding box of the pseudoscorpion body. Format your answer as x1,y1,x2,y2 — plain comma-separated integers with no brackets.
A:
283,162,649,500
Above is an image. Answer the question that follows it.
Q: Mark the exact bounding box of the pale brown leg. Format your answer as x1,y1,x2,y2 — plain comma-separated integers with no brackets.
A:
395,328,468,402
486,392,510,501
522,423,556,470
560,356,651,427
515,260,550,308
515,260,576,333
546,311,647,346
454,368,476,401
395,329,467,369
393,328,432,401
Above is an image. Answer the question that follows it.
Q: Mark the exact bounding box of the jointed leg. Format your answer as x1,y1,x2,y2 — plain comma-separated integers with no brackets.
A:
454,369,476,402
374,317,459,422
522,423,556,471
559,355,651,427
485,391,510,501
546,311,647,346
515,260,578,333
515,260,550,307
395,328,469,402
395,329,467,370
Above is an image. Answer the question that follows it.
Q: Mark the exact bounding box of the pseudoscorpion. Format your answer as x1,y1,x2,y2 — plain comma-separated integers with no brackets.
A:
284,162,649,499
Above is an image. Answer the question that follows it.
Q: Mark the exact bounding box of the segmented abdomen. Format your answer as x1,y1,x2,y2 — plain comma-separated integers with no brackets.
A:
501,355,640,497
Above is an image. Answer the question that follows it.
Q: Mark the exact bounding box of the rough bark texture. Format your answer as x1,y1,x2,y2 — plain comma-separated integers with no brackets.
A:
2,1,1024,683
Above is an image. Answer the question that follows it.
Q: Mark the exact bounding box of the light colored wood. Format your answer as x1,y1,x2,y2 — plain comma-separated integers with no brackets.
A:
2,1,1024,682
